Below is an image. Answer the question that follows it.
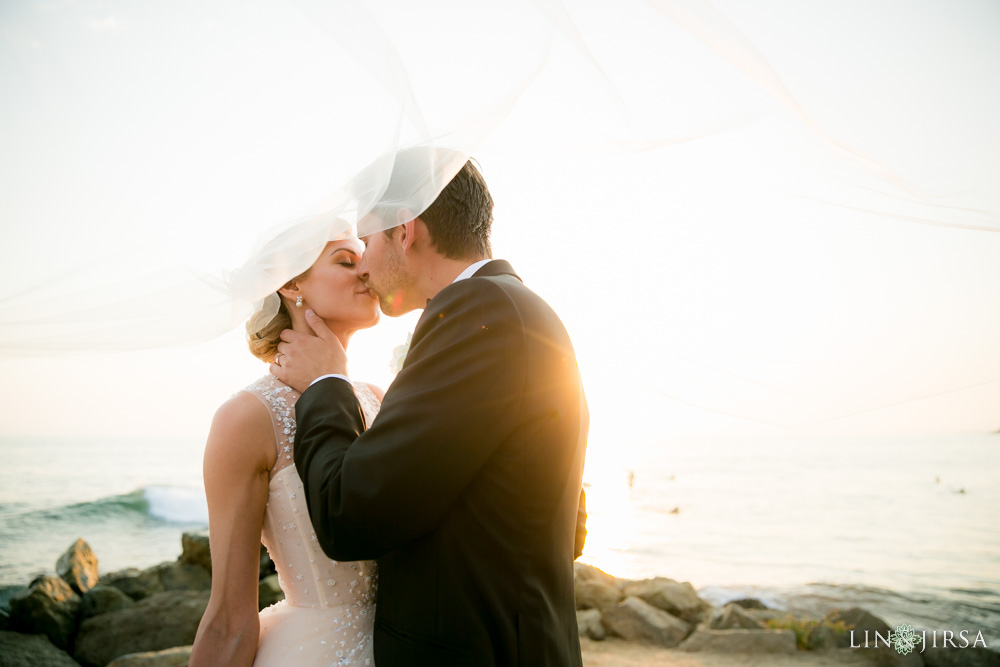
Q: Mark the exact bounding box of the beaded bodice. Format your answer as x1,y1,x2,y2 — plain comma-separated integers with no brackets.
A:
244,374,380,615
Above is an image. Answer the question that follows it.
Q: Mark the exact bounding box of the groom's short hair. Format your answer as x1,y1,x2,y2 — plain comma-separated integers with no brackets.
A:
376,148,493,260
417,159,493,260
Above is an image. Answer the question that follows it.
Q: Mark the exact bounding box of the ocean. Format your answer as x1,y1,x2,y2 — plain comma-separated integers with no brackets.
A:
1,433,997,645
0,436,208,589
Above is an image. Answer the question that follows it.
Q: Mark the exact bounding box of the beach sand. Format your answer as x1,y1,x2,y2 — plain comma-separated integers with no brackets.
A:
581,638,879,666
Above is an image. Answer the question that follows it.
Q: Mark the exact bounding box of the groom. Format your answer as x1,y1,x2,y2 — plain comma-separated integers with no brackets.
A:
272,153,588,666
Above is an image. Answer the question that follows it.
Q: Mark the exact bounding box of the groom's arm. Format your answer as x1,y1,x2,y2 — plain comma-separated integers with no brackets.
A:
294,279,525,561
292,379,377,553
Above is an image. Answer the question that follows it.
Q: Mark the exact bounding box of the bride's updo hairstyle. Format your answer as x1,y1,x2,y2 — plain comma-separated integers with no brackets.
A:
247,270,311,363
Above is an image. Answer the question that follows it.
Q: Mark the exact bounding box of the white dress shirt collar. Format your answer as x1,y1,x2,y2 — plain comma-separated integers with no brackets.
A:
452,259,492,284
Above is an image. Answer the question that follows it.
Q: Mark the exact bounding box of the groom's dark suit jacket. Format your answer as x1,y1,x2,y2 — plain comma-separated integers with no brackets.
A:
294,260,588,666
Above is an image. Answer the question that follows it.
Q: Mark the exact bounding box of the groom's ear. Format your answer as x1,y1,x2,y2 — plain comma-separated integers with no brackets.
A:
396,207,413,226
397,218,418,254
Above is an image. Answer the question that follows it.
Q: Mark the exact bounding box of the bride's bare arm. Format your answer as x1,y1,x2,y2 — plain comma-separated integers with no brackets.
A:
189,393,274,667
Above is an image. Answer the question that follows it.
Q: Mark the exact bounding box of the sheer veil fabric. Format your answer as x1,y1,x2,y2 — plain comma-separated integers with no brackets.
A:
2,0,998,427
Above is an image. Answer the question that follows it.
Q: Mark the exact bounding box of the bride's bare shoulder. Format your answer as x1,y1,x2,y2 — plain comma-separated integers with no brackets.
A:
204,392,274,471
212,391,271,429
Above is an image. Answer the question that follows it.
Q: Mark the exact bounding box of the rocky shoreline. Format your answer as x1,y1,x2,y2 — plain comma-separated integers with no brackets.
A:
1,536,996,667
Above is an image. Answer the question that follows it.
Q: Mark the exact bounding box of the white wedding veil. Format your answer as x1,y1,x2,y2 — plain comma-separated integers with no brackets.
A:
0,0,549,352
2,0,998,428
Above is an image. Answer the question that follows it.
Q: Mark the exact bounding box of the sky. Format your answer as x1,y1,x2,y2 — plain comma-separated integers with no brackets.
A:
1,0,999,457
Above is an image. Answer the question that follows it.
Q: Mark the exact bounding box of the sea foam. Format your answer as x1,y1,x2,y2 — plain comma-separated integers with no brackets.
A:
143,485,208,524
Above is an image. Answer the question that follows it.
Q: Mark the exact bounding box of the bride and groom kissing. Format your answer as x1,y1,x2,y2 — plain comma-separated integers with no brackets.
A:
190,154,590,666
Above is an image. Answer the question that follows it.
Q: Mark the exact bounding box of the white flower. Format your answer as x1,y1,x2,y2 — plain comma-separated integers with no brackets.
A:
389,332,412,374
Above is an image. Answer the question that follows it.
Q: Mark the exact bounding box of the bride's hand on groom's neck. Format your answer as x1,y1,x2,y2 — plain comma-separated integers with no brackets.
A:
270,310,349,393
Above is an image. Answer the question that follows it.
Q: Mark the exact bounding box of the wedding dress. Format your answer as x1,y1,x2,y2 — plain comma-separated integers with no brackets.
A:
244,374,380,667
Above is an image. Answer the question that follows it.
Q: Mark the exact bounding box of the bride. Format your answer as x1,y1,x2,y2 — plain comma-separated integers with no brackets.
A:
190,234,382,667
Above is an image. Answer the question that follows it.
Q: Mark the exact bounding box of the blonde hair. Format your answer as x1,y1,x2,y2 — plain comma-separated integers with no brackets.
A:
247,268,312,363
247,299,291,363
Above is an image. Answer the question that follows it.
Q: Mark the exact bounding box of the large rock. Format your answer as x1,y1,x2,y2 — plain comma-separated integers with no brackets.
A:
729,597,768,610
826,608,923,667
601,596,691,647
56,539,99,595
180,532,211,571
258,574,284,611
107,646,193,667
679,628,797,653
574,562,622,587
101,568,164,601
576,608,605,640
709,603,766,630
621,577,711,625
80,585,134,620
73,590,209,667
155,562,211,593
0,630,80,667
574,563,623,611
103,562,210,601
8,576,81,652
923,645,1000,667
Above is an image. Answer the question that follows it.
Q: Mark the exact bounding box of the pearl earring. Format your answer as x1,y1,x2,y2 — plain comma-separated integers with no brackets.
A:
295,296,304,308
